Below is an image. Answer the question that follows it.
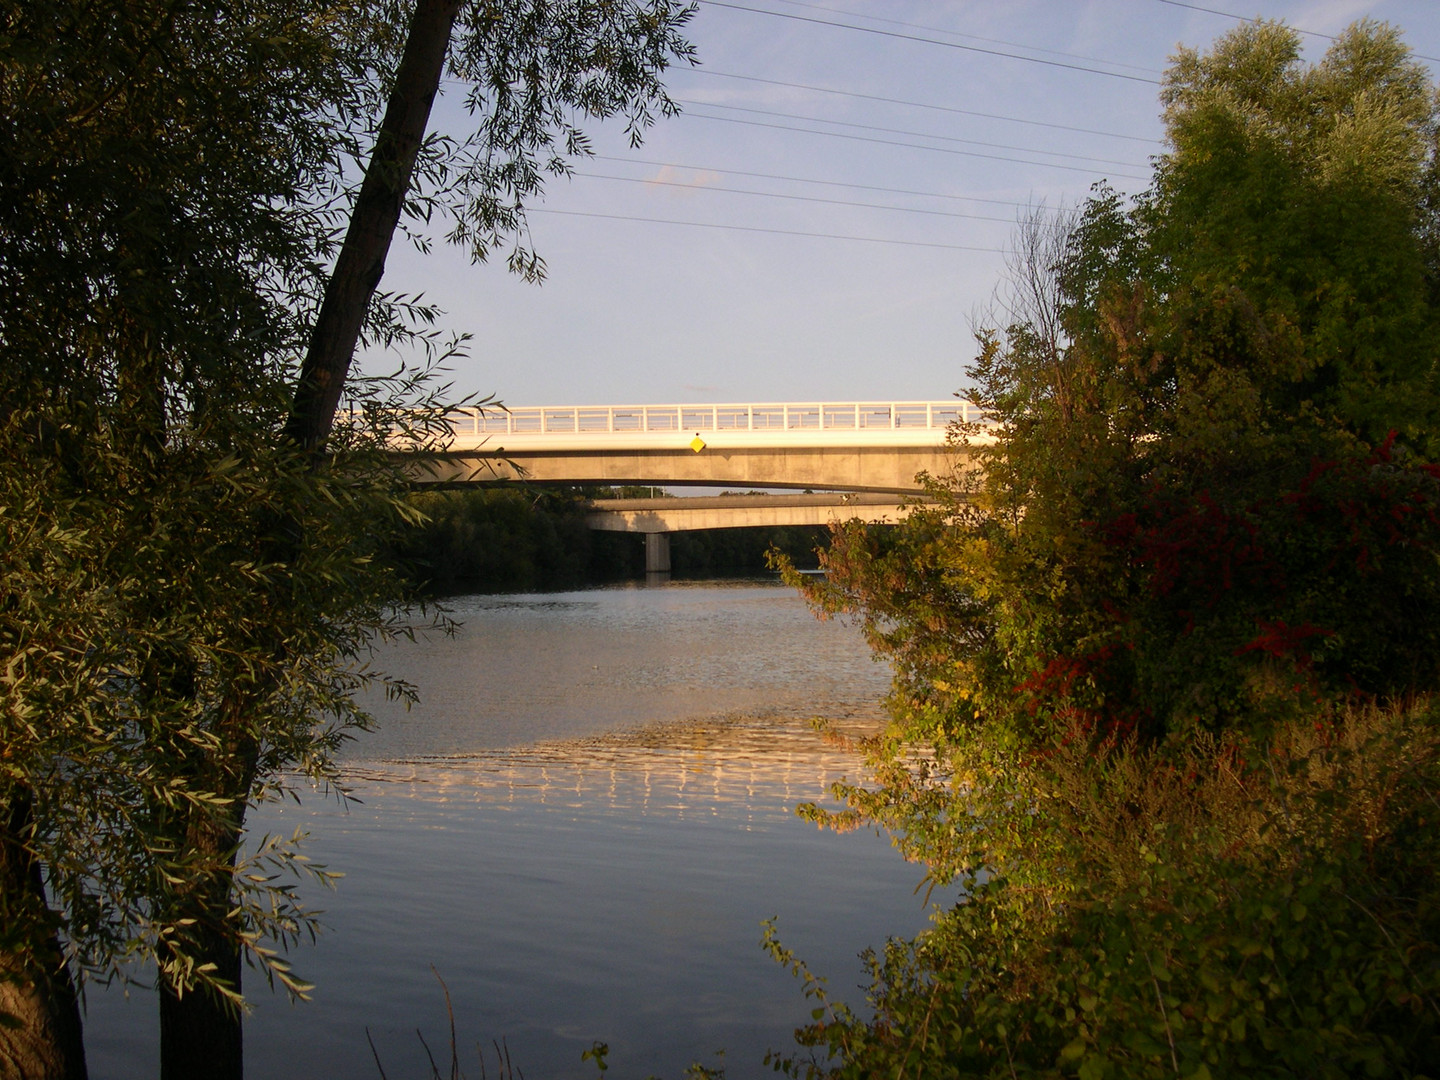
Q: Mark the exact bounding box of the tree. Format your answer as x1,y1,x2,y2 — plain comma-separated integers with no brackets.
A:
772,20,1440,1075
0,0,695,1077
288,0,697,450
2,2,394,1074
800,18,1440,760
166,2,695,1075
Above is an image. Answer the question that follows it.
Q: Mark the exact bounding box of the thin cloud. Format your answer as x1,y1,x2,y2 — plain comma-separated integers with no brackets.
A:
649,166,725,190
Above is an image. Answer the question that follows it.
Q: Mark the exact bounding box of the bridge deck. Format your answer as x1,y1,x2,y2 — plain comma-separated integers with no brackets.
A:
416,400,990,493
442,399,990,451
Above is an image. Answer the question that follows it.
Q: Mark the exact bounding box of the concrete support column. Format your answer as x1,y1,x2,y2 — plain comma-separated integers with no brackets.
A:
644,532,671,573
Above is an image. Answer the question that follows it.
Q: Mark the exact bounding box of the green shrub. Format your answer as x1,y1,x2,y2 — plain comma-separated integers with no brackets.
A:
772,703,1440,1079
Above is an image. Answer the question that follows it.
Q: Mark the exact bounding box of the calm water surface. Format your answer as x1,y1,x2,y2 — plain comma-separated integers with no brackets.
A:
85,581,940,1078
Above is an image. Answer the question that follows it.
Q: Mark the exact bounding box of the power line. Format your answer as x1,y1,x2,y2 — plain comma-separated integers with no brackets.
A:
692,70,1163,145
677,99,1152,170
574,170,1066,225
592,155,1089,212
1150,0,1440,64
768,0,1164,76
681,109,1153,181
701,1,1163,85
529,207,1008,251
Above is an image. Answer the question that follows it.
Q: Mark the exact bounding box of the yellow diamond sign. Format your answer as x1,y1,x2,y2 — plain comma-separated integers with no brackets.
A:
689,434,706,453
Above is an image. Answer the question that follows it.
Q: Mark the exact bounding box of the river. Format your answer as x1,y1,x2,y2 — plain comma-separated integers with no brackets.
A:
83,580,940,1078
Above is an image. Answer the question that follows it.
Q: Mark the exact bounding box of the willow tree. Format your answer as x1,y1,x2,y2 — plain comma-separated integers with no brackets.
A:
290,0,697,450
0,0,694,1077
2,2,394,1075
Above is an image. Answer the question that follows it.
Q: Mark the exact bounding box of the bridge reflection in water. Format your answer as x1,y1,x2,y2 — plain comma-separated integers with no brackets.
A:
343,711,891,827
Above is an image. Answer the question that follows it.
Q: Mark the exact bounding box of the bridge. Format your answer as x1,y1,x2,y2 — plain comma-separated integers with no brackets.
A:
418,400,991,571
423,400,988,491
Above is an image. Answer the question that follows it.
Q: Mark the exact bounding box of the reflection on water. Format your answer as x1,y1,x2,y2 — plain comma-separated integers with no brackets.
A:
364,711,885,821
83,582,933,1080
356,580,891,755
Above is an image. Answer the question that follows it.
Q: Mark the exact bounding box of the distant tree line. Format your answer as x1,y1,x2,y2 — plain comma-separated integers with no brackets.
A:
387,486,832,593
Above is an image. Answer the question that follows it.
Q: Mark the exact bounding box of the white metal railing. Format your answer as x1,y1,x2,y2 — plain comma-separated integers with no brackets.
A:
440,400,991,437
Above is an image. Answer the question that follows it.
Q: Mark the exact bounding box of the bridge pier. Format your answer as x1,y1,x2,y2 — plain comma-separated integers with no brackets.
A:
644,532,671,573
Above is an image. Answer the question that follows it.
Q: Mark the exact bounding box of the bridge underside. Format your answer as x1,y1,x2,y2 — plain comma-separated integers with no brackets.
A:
417,444,970,495
587,493,927,574
585,493,921,534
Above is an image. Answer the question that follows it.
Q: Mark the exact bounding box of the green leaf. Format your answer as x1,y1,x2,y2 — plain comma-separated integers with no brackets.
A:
1122,1028,1167,1057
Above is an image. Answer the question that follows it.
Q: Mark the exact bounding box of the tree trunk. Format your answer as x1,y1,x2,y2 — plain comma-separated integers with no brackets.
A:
286,0,463,453
158,978,239,1080
155,831,244,1080
157,4,462,1070
0,975,86,1080
155,780,250,1080
0,793,87,1080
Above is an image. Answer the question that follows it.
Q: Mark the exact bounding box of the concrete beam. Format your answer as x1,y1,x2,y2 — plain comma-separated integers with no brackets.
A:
585,493,923,534
417,444,973,495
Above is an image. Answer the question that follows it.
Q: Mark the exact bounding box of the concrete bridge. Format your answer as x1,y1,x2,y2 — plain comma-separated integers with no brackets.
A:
416,400,990,572
585,492,920,571
421,400,989,493
585,492,917,532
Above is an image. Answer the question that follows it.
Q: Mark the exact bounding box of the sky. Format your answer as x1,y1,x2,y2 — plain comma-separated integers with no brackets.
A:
363,0,1440,410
